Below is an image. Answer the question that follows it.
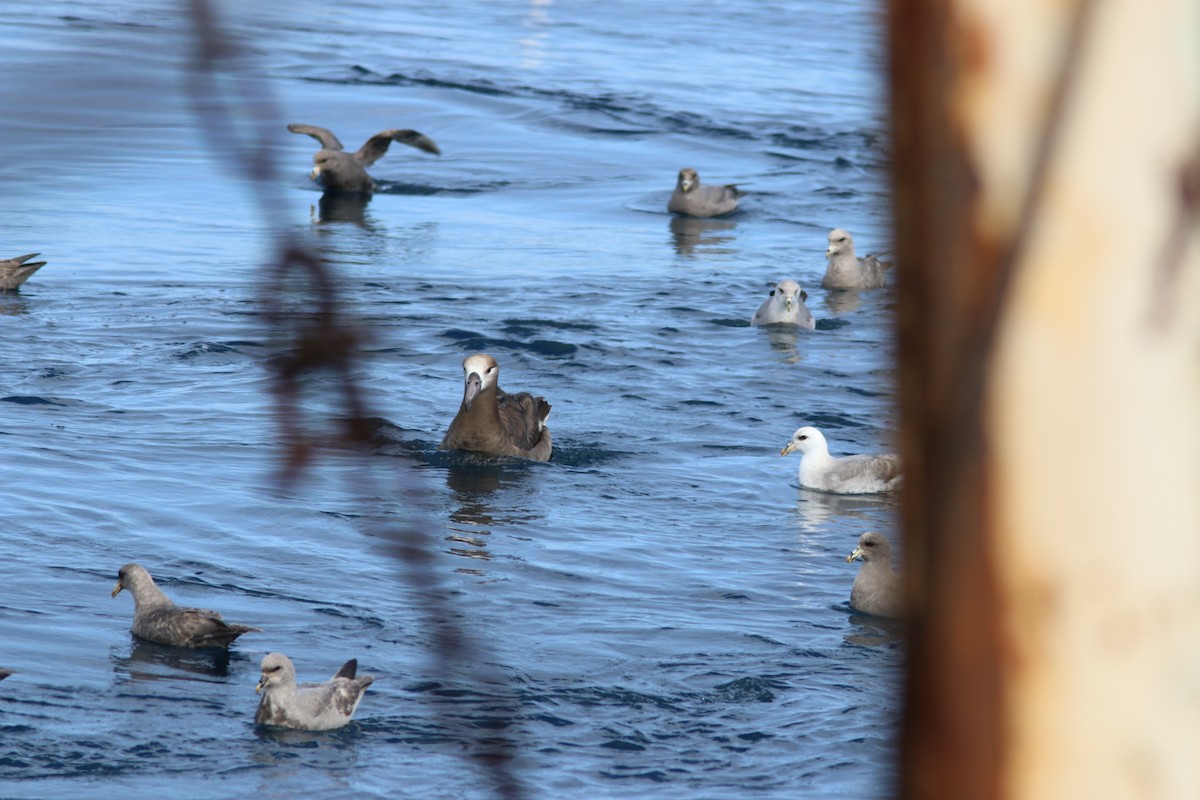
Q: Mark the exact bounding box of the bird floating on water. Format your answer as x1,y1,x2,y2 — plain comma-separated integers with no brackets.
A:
846,531,903,618
780,426,901,494
440,353,553,462
111,563,260,649
667,167,743,218
255,652,375,731
821,229,891,290
750,279,815,329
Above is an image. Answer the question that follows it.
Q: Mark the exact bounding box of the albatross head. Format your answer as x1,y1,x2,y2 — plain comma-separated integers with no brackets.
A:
676,167,699,193
780,426,828,457
847,531,891,564
460,353,499,410
826,228,854,258
257,652,297,693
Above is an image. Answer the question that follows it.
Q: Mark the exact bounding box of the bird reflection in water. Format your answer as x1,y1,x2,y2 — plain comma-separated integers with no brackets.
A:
308,192,374,226
823,288,864,315
443,457,543,574
112,636,237,680
668,215,738,257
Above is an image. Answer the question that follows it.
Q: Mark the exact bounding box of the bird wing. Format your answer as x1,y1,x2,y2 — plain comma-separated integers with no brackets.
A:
287,123,344,151
354,129,441,166
497,390,551,455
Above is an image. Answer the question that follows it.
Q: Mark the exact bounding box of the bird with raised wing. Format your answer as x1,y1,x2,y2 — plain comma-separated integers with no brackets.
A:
287,123,440,193
255,652,374,731
440,353,552,462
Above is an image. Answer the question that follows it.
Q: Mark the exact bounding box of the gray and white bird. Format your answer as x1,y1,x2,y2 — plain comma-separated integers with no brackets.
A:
667,167,742,218
846,531,903,618
0,253,47,291
820,229,891,290
287,123,440,193
255,652,375,731
780,426,901,494
750,279,815,329
440,353,552,462
111,563,260,649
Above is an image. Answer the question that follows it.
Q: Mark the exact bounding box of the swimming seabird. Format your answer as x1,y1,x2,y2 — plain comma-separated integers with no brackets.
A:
111,563,260,649
846,531,903,618
821,229,891,290
750,279,816,328
440,353,552,462
287,123,440,193
667,168,742,218
255,652,374,731
780,426,901,494
0,253,47,291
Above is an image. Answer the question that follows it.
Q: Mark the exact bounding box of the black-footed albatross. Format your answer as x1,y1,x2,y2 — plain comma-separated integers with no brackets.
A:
846,531,903,618
287,123,441,193
0,253,47,291
111,563,261,648
255,652,375,731
667,167,743,217
440,353,552,462
821,229,892,290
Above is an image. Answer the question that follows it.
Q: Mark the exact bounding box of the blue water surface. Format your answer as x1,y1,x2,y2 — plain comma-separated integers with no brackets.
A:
0,1,901,797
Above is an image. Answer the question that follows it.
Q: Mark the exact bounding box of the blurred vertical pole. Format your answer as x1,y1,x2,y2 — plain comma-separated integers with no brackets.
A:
890,0,1200,797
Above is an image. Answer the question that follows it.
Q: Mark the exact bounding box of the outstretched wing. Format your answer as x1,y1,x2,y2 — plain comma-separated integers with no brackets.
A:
354,129,441,166
287,123,345,151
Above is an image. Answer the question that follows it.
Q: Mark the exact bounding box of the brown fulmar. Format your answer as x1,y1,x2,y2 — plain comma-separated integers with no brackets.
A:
0,253,47,291
255,652,374,731
287,123,440,193
846,531,903,618
440,353,552,462
667,167,742,218
111,563,260,648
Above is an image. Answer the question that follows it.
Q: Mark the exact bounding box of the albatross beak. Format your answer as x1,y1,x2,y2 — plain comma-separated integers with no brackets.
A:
846,548,865,564
780,441,798,457
825,245,835,257
256,675,267,693
785,297,793,312
462,372,482,410
111,580,124,599
310,166,322,183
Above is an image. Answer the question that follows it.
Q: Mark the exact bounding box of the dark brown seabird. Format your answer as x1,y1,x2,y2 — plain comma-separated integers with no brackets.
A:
439,353,553,462
287,123,441,193
111,563,261,649
0,253,47,291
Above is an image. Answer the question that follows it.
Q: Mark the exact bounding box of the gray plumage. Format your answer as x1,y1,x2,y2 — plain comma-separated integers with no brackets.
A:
780,426,901,494
846,531,903,618
0,669,12,681
255,652,374,731
0,253,47,291
111,563,260,649
750,279,815,329
440,353,553,462
821,229,891,290
667,167,742,218
287,123,440,193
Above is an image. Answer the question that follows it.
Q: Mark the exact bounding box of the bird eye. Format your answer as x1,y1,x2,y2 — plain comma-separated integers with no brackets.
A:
798,435,807,441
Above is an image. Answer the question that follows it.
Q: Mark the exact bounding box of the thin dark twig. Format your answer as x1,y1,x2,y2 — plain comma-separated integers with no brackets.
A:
180,2,527,795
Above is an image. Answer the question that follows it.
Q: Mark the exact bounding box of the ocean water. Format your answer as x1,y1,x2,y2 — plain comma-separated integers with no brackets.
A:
0,1,901,797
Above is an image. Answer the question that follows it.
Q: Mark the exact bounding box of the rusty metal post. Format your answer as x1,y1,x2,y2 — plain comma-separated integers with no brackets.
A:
890,0,1200,797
